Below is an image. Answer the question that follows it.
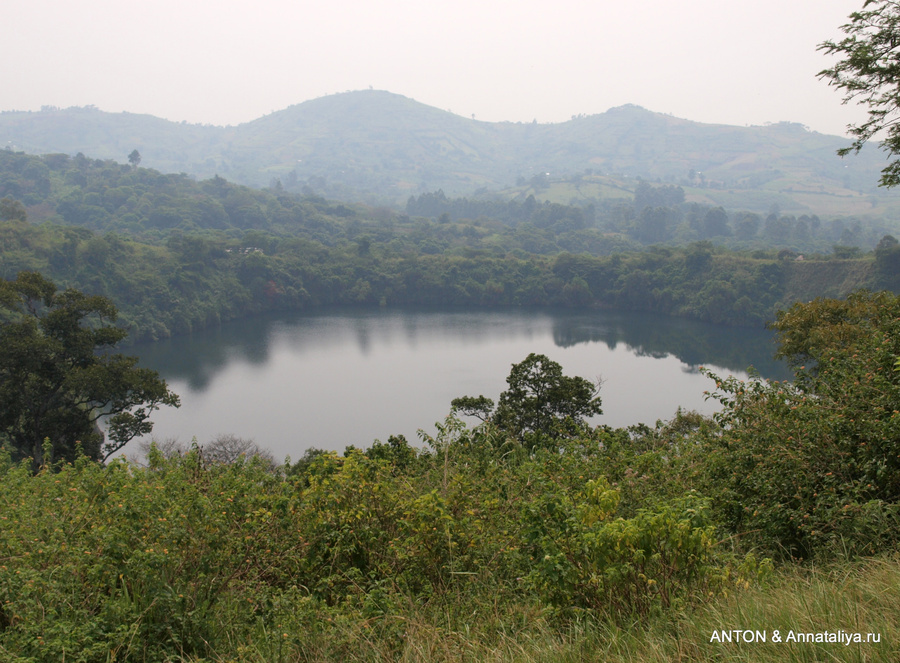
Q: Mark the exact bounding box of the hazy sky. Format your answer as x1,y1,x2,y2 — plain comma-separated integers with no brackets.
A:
2,0,870,136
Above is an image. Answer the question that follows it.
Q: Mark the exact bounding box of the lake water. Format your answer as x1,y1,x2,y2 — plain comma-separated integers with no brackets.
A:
123,307,790,461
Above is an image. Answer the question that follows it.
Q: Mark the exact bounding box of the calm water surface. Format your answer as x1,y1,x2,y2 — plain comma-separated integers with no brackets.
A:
123,307,790,460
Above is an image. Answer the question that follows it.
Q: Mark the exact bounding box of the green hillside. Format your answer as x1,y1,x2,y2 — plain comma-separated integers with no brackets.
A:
2,91,898,213
3,148,899,347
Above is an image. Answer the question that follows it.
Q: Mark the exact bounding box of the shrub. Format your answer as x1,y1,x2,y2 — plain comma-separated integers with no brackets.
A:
522,475,768,618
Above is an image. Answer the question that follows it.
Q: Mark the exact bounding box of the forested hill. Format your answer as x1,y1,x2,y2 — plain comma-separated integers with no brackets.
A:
2,90,897,213
1,148,897,343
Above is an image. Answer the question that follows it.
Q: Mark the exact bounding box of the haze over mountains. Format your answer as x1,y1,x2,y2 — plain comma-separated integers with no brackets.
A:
1,90,896,215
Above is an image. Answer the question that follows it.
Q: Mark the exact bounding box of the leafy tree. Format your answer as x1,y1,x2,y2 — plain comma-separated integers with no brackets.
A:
128,149,141,169
0,196,27,222
684,242,713,273
365,433,417,471
819,1,900,186
875,233,900,288
493,353,602,442
733,212,761,241
633,181,685,210
0,272,179,465
453,354,602,448
701,206,730,238
450,395,495,422
632,206,673,244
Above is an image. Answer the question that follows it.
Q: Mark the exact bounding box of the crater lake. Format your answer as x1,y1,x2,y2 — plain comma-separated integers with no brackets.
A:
122,307,790,461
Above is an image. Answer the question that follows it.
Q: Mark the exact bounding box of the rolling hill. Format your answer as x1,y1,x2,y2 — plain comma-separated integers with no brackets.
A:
2,90,897,214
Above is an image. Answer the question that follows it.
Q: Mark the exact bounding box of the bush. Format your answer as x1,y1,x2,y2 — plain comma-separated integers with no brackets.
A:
698,290,900,558
522,475,767,618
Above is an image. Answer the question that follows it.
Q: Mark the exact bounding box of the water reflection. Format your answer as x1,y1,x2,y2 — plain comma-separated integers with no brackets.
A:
136,307,789,389
127,307,789,459
549,310,788,379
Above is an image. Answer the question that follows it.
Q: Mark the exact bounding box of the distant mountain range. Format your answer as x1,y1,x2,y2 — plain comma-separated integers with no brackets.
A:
2,90,897,214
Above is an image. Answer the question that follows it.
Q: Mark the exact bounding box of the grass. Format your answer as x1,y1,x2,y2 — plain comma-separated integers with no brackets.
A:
212,554,899,662
616,553,900,663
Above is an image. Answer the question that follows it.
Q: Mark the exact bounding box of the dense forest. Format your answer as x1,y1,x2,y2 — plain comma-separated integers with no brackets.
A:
2,149,898,345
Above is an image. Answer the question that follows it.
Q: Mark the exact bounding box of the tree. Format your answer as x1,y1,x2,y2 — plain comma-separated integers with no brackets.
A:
684,241,713,273
140,434,276,468
701,207,730,238
0,196,27,222
0,272,179,465
453,353,602,446
203,433,275,466
819,1,900,187
128,149,141,169
632,206,673,244
876,234,900,288
733,212,761,241
450,395,495,422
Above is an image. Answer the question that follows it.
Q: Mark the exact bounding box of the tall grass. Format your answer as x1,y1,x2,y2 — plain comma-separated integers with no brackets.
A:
223,555,899,663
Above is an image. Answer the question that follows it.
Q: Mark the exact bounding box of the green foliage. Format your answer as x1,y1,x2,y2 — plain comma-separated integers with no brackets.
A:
493,353,602,444
0,272,179,464
819,1,900,187
875,233,900,289
365,434,418,471
453,353,602,448
524,483,765,618
0,445,297,660
0,196,26,222
699,290,900,558
0,407,769,661
450,394,495,421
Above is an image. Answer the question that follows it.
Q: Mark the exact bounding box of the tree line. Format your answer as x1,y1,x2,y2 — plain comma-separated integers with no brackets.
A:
3,213,884,342
1,149,897,343
408,180,891,251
